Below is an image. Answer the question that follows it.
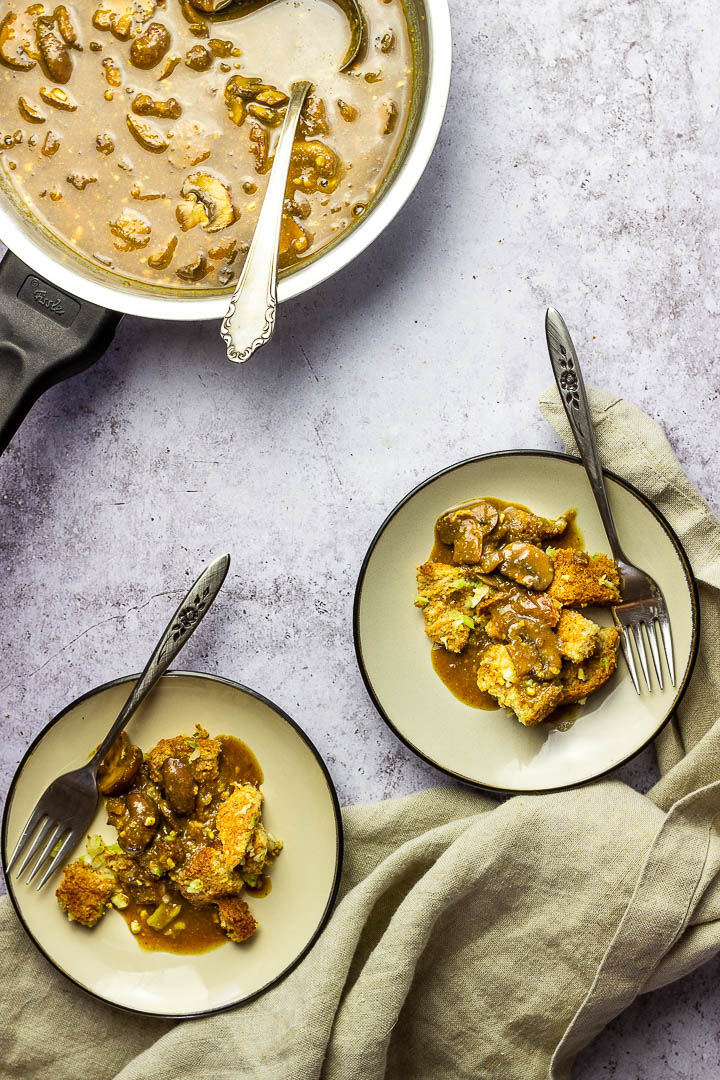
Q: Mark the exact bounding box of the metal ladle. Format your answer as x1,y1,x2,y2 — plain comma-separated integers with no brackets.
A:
188,0,366,363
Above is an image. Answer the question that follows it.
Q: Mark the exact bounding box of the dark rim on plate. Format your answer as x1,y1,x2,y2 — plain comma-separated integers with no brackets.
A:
1,669,344,1020
353,449,701,796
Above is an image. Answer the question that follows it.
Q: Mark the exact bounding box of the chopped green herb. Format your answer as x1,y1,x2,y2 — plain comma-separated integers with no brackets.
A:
461,614,475,629
414,594,429,607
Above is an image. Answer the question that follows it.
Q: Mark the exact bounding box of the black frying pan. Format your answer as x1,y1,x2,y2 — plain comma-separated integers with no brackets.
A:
0,249,121,455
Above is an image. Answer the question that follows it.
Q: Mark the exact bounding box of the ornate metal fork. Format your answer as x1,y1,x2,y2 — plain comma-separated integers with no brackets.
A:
5,553,230,891
545,308,675,693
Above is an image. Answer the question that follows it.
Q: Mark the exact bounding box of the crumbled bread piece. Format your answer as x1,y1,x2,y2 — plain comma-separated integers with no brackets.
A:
556,609,601,663
56,860,115,927
415,562,495,653
215,783,263,869
547,550,621,607
561,626,619,703
216,895,257,943
173,846,244,904
477,643,564,726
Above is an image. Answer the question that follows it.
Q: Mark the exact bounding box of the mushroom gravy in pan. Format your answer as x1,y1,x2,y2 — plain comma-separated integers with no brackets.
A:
0,0,414,289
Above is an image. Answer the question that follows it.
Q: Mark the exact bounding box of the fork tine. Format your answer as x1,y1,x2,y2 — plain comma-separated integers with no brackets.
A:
6,807,45,874
658,611,676,687
35,830,75,891
616,621,641,694
26,822,64,885
15,817,55,878
645,620,664,690
632,623,652,690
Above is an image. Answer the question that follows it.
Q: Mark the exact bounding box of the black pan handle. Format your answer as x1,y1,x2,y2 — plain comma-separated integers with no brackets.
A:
0,249,122,456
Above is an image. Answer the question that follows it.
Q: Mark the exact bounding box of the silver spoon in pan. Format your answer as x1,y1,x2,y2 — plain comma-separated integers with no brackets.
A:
187,0,366,362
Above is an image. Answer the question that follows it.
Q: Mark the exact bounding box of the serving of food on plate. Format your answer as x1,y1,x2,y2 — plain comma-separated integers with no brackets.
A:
415,498,622,726
56,726,281,952
354,450,698,794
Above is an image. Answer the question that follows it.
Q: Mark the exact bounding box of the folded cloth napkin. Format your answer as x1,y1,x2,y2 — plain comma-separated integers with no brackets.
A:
3,389,720,1080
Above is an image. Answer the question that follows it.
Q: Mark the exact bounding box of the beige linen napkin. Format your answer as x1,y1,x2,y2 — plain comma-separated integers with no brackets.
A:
3,388,720,1080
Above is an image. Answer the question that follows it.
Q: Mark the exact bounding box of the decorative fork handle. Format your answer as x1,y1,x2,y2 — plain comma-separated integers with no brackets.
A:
221,81,312,364
88,554,230,771
545,307,627,564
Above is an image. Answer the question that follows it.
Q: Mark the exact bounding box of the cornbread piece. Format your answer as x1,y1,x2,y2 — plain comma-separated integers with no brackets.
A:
561,627,620,703
146,725,221,785
493,505,569,546
216,783,263,869
216,896,257,943
476,643,564,726
415,562,496,653
242,822,269,873
173,845,244,904
56,860,115,927
556,609,601,663
547,550,621,607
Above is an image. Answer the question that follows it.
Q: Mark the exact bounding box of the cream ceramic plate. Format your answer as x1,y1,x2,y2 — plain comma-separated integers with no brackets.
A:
2,672,342,1017
354,451,699,794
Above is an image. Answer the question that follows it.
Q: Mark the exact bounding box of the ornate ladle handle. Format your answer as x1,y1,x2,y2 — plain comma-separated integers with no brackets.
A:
221,81,312,363
88,554,230,771
545,307,627,563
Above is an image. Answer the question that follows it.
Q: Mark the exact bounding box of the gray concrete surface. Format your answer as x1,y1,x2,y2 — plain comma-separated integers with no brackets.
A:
2,0,720,1074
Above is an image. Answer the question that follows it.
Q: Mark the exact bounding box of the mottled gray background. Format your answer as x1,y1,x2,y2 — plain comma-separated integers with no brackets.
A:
2,0,720,1074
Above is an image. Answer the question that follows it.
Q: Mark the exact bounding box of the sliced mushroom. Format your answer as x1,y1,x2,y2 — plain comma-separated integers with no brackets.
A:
298,94,328,137
40,86,78,111
102,56,122,86
67,172,97,190
109,208,152,250
278,213,310,266
289,140,341,194
35,19,73,83
248,122,269,172
18,97,46,124
41,130,61,156
381,100,398,135
130,22,170,69
208,38,234,57
54,5,79,48
224,74,263,125
131,181,166,199
336,98,357,123
156,53,181,80
126,113,168,153
96,132,115,155
97,732,143,796
185,44,211,70
176,253,209,281
208,237,236,260
0,12,36,71
378,29,395,52
175,198,207,231
499,542,554,591
147,234,178,269
256,87,289,108
132,92,182,119
436,501,499,564
247,102,283,126
180,172,235,232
